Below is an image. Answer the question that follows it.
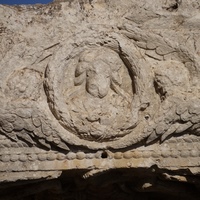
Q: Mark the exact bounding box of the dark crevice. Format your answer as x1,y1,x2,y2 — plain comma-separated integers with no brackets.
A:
153,80,166,102
165,0,182,11
101,151,108,158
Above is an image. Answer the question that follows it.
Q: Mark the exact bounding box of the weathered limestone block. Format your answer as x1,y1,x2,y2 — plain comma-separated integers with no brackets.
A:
0,0,200,199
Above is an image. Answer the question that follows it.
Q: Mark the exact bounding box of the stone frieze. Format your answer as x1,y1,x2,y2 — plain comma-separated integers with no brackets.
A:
0,0,199,199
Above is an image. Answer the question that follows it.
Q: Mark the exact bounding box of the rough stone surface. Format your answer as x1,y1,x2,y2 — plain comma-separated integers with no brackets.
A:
0,0,200,199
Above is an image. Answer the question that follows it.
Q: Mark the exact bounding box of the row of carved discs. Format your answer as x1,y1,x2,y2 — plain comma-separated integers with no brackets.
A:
0,149,199,162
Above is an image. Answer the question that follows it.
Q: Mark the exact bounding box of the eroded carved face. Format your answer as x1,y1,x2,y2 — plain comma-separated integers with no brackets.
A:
74,49,123,99
86,60,111,98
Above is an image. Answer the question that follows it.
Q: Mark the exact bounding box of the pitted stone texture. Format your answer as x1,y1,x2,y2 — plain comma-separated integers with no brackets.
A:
0,0,200,200
0,0,200,151
0,2,200,199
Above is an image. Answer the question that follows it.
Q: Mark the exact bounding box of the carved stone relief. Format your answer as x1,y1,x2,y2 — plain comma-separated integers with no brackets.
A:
0,0,200,199
6,68,42,101
44,44,146,148
0,20,200,150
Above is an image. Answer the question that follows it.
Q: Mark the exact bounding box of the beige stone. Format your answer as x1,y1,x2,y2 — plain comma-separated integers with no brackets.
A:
0,0,199,199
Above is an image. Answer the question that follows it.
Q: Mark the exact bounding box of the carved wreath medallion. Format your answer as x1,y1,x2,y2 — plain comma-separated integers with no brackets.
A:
45,47,141,144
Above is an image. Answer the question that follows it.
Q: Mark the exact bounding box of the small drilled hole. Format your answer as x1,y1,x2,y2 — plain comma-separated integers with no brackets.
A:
101,152,108,158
